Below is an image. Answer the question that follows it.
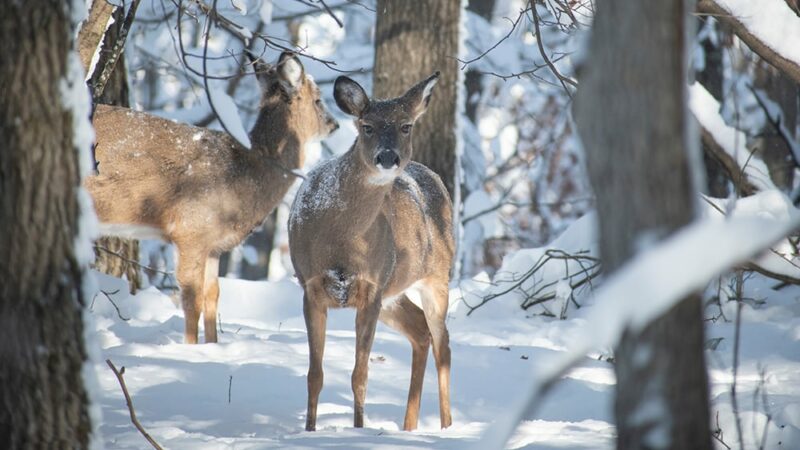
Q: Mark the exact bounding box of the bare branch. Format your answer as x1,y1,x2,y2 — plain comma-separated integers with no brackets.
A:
91,289,131,321
317,0,344,27
94,245,174,277
458,6,530,69
529,1,577,98
465,249,600,315
106,360,164,450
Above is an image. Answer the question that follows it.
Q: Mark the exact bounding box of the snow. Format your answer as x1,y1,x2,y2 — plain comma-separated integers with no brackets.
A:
289,158,344,226
208,86,252,149
716,0,800,67
81,182,800,449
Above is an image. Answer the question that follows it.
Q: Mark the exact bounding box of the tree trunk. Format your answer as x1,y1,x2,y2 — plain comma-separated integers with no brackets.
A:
87,4,142,294
373,0,462,198
696,17,730,197
753,61,797,191
0,1,93,448
574,0,712,448
464,0,495,124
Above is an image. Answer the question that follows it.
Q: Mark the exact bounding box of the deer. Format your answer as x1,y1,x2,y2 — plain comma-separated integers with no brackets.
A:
85,52,338,344
288,72,453,432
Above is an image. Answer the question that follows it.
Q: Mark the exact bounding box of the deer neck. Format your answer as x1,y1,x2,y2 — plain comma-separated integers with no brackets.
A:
249,101,305,170
336,149,396,232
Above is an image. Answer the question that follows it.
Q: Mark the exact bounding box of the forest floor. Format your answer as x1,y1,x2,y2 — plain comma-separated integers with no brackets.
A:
88,268,800,449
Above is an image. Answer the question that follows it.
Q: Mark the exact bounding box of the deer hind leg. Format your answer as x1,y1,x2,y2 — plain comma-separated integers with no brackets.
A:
420,278,452,428
176,246,208,344
202,255,220,343
352,281,381,428
304,279,328,431
379,295,431,431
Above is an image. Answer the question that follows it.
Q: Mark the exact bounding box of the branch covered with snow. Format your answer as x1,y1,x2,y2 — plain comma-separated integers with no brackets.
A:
689,83,777,193
697,0,800,84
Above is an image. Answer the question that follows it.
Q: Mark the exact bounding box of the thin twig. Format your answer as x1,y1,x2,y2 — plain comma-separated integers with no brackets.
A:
458,6,531,69
317,0,344,27
92,289,131,321
94,245,173,276
712,410,733,449
731,271,745,448
228,375,233,403
529,1,576,99
106,360,164,450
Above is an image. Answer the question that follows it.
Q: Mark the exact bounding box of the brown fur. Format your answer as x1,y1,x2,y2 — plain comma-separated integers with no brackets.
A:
289,73,453,431
86,52,337,344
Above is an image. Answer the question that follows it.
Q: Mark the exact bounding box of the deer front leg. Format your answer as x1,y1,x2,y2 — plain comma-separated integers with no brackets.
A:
203,255,220,343
421,279,452,428
176,246,208,344
352,282,381,428
379,295,431,431
304,281,328,431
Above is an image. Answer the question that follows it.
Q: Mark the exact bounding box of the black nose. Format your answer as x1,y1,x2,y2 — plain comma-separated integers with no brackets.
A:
375,150,400,169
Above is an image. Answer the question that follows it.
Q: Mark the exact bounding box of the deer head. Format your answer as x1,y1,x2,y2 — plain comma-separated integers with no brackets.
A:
248,51,339,144
333,72,439,184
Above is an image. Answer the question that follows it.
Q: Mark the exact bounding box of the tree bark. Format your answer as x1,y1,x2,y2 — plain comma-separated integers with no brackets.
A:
574,0,712,448
373,0,462,198
87,4,142,294
0,1,92,448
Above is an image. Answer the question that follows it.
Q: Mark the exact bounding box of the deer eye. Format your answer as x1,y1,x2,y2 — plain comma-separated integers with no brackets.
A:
400,124,412,134
362,124,374,136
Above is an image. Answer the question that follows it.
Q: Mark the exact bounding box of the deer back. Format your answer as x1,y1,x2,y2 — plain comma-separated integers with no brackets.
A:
86,52,337,252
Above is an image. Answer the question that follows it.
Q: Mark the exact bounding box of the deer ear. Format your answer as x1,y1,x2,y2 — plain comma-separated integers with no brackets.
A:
245,50,272,91
334,76,369,117
277,52,304,90
402,71,439,120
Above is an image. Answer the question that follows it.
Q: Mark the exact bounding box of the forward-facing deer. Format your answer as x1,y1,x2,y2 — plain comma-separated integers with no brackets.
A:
288,72,453,431
86,52,337,344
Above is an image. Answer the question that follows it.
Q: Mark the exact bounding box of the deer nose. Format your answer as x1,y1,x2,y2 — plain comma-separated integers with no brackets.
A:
375,150,400,169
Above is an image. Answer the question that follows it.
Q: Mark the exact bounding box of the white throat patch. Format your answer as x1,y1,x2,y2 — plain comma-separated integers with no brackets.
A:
367,166,399,185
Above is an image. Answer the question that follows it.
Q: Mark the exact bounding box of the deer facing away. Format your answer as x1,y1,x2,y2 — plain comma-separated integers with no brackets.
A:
86,52,337,344
288,72,453,431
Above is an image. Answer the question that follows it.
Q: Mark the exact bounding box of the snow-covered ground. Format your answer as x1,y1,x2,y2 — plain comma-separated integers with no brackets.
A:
87,240,800,449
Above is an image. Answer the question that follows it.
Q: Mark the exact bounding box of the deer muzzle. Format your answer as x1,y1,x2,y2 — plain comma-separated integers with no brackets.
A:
375,149,400,170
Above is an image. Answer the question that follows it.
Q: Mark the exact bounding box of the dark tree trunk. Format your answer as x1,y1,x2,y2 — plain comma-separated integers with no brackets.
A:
0,1,93,448
464,0,495,124
373,0,462,198
89,4,142,294
753,61,798,191
696,17,730,197
574,0,712,448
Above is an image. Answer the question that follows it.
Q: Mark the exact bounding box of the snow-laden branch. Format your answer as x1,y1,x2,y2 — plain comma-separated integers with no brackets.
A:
689,83,776,193
697,0,800,84
702,190,800,283
475,210,800,449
